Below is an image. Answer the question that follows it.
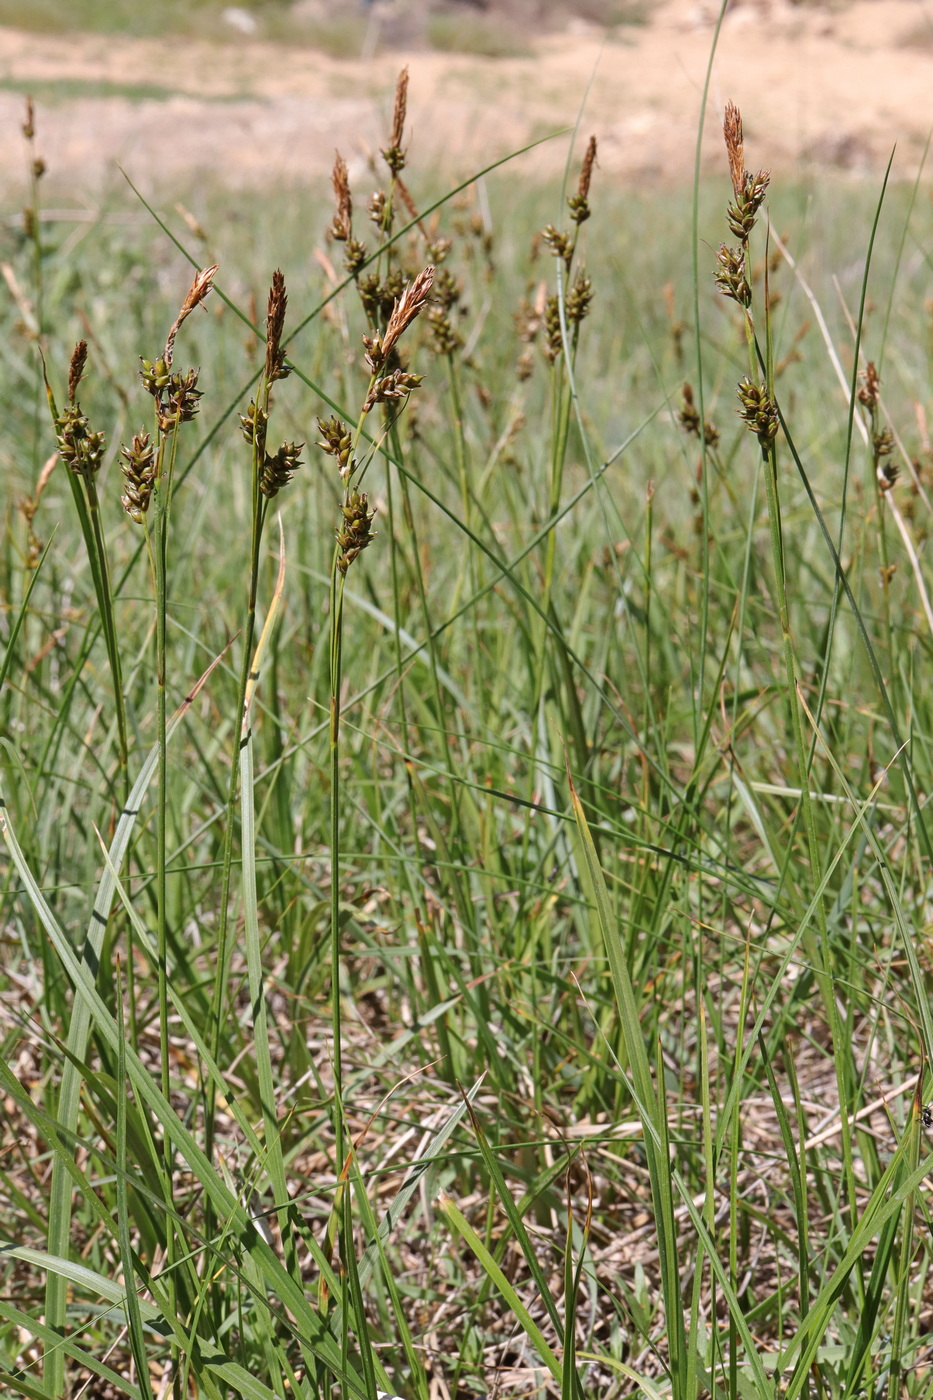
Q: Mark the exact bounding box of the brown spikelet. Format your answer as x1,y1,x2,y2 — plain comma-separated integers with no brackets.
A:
736,376,778,445
724,101,744,202
382,67,409,175
568,135,598,224
330,151,352,241
181,264,218,317
67,340,88,405
265,269,288,383
120,431,156,523
365,265,435,371
390,67,408,154
164,264,218,367
858,361,880,412
336,488,377,574
578,135,597,202
22,95,34,141
259,440,302,498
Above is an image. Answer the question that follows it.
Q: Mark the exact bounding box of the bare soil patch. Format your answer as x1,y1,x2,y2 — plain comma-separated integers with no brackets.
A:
0,0,931,196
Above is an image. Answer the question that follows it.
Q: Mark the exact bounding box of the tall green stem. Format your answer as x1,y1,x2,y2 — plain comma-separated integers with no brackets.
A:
329,560,346,1173
151,416,182,1390
758,424,860,1244
204,494,265,1159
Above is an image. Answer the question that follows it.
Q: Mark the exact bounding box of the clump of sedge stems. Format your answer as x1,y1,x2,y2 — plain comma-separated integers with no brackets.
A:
715,100,867,1361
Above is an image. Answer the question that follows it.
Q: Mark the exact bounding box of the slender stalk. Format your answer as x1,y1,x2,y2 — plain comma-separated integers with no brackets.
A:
151,405,180,1393
204,494,264,1158
121,265,218,1386
44,346,130,792
317,265,435,1359
329,558,347,1173
84,475,130,790
204,269,301,1304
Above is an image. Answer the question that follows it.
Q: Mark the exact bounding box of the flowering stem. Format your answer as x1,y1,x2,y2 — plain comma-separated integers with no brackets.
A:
150,413,182,1388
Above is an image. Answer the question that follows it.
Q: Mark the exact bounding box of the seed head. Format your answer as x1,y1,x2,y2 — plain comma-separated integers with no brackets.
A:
120,431,156,523
358,272,382,323
382,66,409,175
67,340,88,405
425,235,453,265
516,347,535,381
874,427,895,461
858,361,880,412
142,353,203,434
364,265,435,372
140,357,172,395
677,383,720,447
566,272,593,326
568,135,597,225
514,290,545,345
239,399,269,455
362,369,424,414
336,488,376,574
158,368,202,434
344,239,368,276
57,406,105,480
432,266,461,311
317,415,356,480
260,441,303,498
727,170,770,242
736,377,778,445
541,224,573,268
329,150,353,242
264,268,289,384
543,295,563,363
877,449,899,492
163,264,217,369
714,244,751,307
723,101,745,203
369,189,389,231
378,267,406,321
427,304,462,356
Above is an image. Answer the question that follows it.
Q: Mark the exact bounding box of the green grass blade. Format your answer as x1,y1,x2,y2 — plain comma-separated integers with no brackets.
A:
1,1247,288,1400
41,645,229,1396
460,1093,564,1339
0,796,369,1397
352,1074,484,1296
438,1190,562,1385
240,530,290,1214
0,534,54,700
566,762,686,1399
777,1147,933,1396
0,1293,141,1400
114,955,151,1397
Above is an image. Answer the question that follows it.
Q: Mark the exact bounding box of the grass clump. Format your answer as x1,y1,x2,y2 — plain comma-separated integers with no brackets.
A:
4,43,933,1400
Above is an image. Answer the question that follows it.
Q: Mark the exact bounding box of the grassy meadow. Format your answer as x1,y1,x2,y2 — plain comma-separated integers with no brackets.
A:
4,63,933,1400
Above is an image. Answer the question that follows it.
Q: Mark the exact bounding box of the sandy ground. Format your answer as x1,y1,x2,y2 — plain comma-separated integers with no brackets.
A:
1,0,933,197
